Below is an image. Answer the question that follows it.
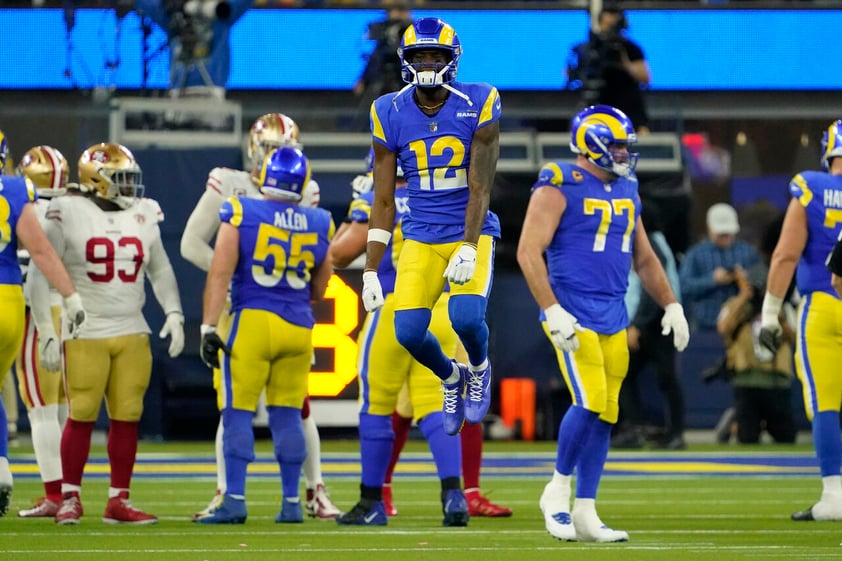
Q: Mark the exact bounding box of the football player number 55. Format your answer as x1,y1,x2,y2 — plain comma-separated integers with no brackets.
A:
0,196,11,254
252,223,317,289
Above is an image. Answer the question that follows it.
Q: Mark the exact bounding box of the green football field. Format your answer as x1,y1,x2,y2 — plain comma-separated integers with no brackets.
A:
2,440,840,561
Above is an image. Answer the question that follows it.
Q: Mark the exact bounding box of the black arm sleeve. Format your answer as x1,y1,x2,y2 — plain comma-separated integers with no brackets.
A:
826,239,842,275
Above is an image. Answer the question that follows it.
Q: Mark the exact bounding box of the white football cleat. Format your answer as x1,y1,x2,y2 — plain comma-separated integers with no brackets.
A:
539,481,575,541
192,490,224,521
572,506,629,543
792,496,842,521
306,484,340,519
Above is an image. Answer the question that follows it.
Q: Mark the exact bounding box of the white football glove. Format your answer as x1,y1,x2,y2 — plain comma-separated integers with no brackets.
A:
38,327,61,372
351,174,374,198
63,292,86,338
758,293,783,353
661,302,690,352
443,243,477,285
362,270,385,312
160,312,185,358
544,303,584,353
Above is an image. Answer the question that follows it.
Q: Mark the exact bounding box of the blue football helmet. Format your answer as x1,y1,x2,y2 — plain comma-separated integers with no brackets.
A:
570,105,639,177
256,146,310,201
821,119,842,171
398,17,462,87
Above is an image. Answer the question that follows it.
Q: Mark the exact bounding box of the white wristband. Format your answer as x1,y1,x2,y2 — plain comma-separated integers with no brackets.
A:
367,228,392,246
761,293,783,322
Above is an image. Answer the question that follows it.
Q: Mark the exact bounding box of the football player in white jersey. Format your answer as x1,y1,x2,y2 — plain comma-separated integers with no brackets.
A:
14,146,72,517
29,142,185,525
181,113,339,520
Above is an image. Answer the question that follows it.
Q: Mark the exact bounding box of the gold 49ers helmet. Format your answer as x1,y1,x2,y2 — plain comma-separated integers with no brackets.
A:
79,142,144,209
247,113,300,170
17,145,69,198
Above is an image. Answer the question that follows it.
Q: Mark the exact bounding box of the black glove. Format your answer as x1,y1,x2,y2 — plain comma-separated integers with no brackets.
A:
758,326,781,354
200,325,230,369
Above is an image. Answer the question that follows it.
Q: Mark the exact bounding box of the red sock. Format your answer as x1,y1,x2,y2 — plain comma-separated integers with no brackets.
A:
385,412,412,484
460,421,483,491
60,419,95,487
45,480,62,503
107,420,139,490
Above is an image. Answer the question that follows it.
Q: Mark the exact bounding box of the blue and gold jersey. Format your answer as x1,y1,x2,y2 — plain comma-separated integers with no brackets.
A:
220,196,335,328
346,187,409,296
789,171,842,296
534,162,641,334
370,82,502,243
0,176,37,286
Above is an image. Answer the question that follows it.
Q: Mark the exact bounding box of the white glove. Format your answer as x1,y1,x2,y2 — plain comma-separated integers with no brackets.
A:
443,243,477,285
759,293,783,353
63,292,86,338
362,270,385,312
160,312,185,358
38,327,61,372
351,174,374,198
544,303,584,353
661,302,690,352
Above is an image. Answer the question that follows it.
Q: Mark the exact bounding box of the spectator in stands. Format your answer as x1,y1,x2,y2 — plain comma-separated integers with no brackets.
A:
613,203,686,450
566,5,651,132
716,264,796,444
679,203,760,332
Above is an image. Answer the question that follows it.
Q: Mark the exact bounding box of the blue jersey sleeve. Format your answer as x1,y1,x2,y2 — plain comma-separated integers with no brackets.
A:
0,176,37,285
347,193,373,223
476,85,502,129
219,197,243,227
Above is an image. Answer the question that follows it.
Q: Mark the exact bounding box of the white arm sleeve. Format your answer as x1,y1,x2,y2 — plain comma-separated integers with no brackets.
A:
180,189,224,272
27,217,64,336
28,266,56,336
148,232,183,316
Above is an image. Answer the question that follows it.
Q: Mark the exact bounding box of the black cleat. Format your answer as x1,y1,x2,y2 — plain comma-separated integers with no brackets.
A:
335,501,387,526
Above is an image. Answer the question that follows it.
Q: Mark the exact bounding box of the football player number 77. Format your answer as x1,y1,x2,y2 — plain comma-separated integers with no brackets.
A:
584,197,636,253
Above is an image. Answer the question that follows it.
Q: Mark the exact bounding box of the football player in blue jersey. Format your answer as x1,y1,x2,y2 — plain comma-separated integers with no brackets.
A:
198,146,335,524
762,120,842,522
517,105,689,542
363,17,502,437
331,153,467,527
0,171,86,516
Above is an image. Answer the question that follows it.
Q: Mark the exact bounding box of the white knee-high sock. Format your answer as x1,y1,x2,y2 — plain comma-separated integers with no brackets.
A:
28,405,62,483
57,403,69,430
215,417,226,493
301,415,322,489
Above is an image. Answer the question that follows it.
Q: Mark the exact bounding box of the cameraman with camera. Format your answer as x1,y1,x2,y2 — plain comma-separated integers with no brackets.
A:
136,0,253,98
567,6,651,132
351,0,413,130
715,264,796,445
